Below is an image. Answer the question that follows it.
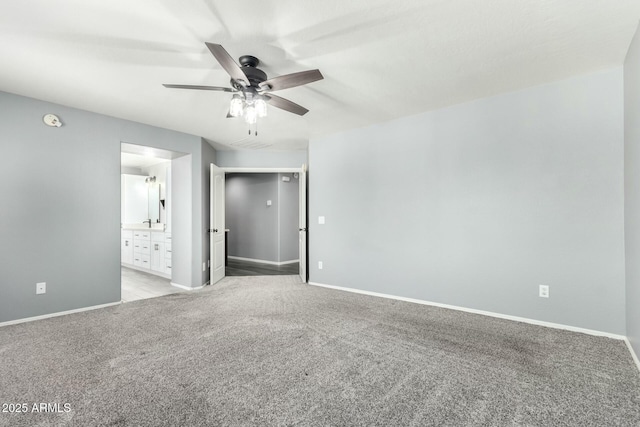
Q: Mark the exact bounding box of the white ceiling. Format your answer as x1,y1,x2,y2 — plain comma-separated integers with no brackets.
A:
2,1,639,151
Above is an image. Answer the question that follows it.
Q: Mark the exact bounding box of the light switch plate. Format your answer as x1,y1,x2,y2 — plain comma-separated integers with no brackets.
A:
266,200,272,206
318,216,325,225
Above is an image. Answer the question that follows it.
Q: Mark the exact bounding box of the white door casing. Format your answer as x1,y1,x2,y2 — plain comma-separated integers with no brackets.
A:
299,165,307,283
210,166,306,283
210,163,225,285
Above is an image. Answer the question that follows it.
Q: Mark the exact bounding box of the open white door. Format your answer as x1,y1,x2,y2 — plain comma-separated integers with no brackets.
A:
299,164,307,283
210,163,225,285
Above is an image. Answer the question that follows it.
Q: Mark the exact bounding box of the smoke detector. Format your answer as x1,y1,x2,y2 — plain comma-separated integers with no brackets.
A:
43,114,62,127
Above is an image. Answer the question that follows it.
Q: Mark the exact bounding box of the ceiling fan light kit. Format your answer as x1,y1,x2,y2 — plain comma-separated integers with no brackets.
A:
163,43,323,133
229,92,268,124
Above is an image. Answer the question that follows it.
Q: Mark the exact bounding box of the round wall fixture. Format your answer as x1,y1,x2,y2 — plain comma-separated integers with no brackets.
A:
43,114,62,127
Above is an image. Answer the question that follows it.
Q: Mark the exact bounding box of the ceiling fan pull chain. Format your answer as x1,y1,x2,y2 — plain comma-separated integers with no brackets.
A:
246,122,258,136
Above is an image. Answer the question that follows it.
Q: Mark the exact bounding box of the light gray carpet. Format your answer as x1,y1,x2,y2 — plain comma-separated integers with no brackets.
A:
0,276,638,426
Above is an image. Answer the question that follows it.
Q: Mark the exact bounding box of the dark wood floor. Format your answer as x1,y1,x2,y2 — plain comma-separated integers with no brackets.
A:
226,258,299,276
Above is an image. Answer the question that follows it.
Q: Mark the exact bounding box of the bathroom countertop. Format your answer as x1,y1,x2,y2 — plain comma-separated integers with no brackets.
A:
121,225,166,232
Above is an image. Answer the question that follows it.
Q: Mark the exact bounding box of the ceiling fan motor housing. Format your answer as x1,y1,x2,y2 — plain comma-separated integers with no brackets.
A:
232,55,268,90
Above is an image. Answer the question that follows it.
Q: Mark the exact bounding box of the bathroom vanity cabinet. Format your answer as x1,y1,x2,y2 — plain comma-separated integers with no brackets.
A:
121,229,171,278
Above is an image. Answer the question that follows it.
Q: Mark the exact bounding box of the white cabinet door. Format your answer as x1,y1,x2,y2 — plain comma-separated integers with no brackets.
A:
121,238,133,264
151,241,165,273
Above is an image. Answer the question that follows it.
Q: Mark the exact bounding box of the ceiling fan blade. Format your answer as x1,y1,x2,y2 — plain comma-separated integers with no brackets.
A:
259,69,323,92
266,94,309,116
205,42,249,86
163,84,235,92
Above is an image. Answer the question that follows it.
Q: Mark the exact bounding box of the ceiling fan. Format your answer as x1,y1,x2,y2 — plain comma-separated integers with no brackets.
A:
163,43,323,127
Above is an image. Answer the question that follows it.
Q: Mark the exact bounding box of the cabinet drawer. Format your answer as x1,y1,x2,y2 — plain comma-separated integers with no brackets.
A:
138,241,151,255
133,240,151,251
151,231,165,242
165,242,172,253
165,233,172,243
133,231,151,241
121,230,133,239
133,254,150,268
165,264,172,275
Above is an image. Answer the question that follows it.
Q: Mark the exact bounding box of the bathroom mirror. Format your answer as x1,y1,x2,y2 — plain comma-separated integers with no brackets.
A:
122,175,148,224
149,183,161,224
122,175,162,225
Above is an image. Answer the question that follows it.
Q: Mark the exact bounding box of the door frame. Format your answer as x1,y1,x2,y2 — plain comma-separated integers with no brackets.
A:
220,166,308,282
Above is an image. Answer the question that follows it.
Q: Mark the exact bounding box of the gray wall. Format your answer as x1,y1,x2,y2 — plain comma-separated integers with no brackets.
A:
217,150,306,168
0,91,208,323
309,68,626,335
279,173,300,261
171,154,192,288
226,174,279,262
625,24,640,357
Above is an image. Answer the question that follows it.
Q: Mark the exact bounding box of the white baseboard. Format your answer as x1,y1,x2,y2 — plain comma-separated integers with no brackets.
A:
228,256,299,266
171,282,205,291
308,281,627,340
625,339,640,372
0,302,122,328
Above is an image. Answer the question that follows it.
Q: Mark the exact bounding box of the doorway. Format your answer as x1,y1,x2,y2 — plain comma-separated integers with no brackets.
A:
225,172,300,276
120,143,188,302
210,165,308,285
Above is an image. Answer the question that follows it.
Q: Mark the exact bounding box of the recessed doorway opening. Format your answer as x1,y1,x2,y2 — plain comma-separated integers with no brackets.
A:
225,172,300,277
209,165,308,286
120,142,188,302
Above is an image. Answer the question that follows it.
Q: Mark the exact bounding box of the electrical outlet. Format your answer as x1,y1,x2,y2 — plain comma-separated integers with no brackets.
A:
318,261,323,270
36,282,46,295
539,285,549,298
